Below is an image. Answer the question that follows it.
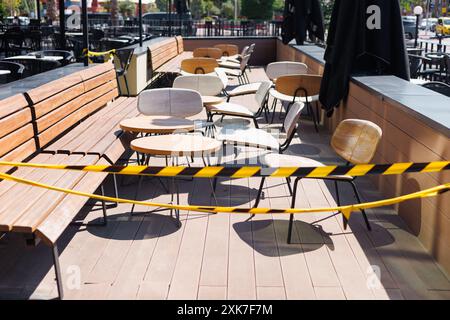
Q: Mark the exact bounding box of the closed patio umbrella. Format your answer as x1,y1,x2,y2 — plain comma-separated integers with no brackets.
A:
281,0,325,45
319,0,410,116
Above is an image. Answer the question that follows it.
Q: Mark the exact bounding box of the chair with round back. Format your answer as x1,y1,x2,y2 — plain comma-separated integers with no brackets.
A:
218,54,252,85
0,61,25,83
3,27,25,57
258,119,382,242
4,57,61,77
214,44,239,57
248,43,256,54
217,101,304,156
266,61,308,81
269,74,322,131
421,81,450,97
173,74,224,96
28,50,75,66
138,88,203,118
193,47,223,60
174,73,272,127
180,58,219,74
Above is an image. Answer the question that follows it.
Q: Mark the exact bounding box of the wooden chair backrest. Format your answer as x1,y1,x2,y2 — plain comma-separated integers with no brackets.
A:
214,44,239,57
180,58,219,74
148,37,179,71
26,62,119,149
175,36,184,54
193,47,223,59
0,94,35,170
275,74,322,97
331,119,383,164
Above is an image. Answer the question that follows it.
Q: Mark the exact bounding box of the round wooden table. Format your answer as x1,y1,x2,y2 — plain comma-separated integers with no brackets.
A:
201,95,224,106
131,134,222,157
120,116,195,134
129,134,222,225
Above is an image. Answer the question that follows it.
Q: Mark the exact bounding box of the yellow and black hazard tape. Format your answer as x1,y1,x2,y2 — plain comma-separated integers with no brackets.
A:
82,49,116,63
0,161,448,179
0,171,448,222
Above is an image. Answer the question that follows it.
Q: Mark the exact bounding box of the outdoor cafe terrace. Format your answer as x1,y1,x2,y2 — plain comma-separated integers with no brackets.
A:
0,35,449,300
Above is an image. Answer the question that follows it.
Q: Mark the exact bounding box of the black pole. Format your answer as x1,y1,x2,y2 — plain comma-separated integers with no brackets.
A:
168,0,172,36
414,14,420,48
36,0,41,23
139,0,143,46
82,0,89,66
59,0,65,49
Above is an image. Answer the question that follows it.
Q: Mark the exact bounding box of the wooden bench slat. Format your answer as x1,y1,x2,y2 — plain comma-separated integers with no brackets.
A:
0,153,53,196
86,99,139,156
33,83,85,119
12,154,99,233
44,96,129,153
0,124,35,158
78,61,115,81
0,94,29,119
0,140,37,172
27,74,84,104
36,157,110,245
37,87,118,148
74,98,138,154
36,80,117,133
83,69,117,92
0,108,33,139
0,153,69,231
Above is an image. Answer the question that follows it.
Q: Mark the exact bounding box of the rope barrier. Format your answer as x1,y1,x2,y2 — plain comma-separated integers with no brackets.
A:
0,161,448,179
0,171,448,222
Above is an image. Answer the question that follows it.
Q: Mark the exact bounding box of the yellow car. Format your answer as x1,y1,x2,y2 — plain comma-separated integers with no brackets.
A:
435,17,450,35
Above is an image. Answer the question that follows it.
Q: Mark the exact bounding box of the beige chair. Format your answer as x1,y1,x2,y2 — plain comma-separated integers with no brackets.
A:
269,74,322,132
138,88,203,118
214,44,239,57
193,47,223,59
220,45,249,64
215,67,262,102
180,58,219,74
257,119,383,243
173,73,272,127
266,61,308,81
217,101,304,153
217,54,251,85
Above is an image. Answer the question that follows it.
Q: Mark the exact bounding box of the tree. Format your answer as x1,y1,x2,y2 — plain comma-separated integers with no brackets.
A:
156,0,168,12
19,0,36,16
241,0,274,20
111,0,119,26
46,0,57,21
204,0,220,16
221,0,235,19
119,0,135,17
190,0,205,18
2,0,21,16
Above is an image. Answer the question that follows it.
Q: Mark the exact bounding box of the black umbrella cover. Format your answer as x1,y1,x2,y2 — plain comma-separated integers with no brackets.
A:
319,0,410,116
282,0,325,45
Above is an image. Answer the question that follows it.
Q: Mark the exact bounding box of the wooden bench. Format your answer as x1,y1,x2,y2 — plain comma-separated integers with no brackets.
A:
148,36,193,76
0,61,138,299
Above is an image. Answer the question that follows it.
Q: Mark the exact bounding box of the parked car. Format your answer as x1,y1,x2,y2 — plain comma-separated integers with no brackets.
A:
421,18,438,31
402,16,418,39
436,17,450,35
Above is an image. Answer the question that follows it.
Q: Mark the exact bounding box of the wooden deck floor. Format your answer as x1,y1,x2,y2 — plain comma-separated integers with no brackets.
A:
0,67,449,300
